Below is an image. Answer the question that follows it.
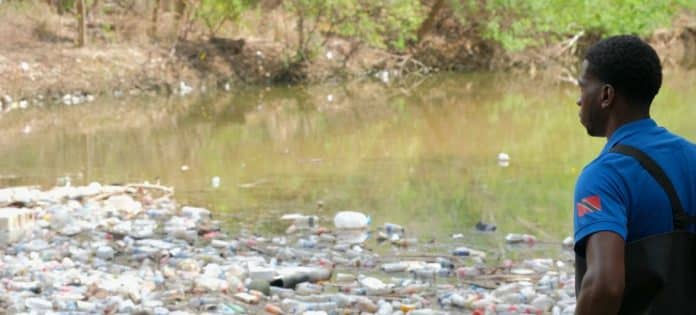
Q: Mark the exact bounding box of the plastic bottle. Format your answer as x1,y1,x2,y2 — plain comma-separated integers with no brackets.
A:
381,262,409,273
456,266,482,278
505,233,537,244
264,303,283,315
281,214,319,229
181,206,211,221
298,238,317,248
234,292,259,304
383,223,405,234
375,299,393,315
449,293,468,308
531,294,554,311
334,273,356,282
452,246,486,258
339,285,366,295
295,282,323,295
211,176,221,188
25,297,53,311
333,211,370,229
356,296,378,313
411,266,437,281
96,246,115,260
269,286,295,298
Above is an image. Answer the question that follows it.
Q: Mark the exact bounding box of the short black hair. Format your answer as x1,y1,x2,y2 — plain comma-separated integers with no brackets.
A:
585,35,662,107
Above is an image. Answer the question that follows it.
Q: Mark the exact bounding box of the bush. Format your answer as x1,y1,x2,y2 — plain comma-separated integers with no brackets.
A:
196,0,257,38
284,0,425,60
453,0,696,52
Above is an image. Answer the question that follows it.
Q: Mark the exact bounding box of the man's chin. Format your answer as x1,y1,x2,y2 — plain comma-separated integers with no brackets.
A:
585,127,605,137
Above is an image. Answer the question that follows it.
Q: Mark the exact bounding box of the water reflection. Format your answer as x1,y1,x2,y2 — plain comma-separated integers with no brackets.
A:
1,71,694,252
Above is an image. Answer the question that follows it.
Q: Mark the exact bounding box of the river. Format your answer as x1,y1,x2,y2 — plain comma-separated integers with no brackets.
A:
1,71,694,256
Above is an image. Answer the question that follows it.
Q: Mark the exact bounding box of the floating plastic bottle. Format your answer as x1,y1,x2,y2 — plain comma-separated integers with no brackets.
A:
382,222,405,234
333,211,370,229
452,246,486,258
505,233,537,244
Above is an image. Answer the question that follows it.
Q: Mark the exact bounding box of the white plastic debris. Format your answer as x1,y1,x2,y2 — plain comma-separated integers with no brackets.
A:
211,176,221,188
505,233,537,244
333,211,370,229
498,152,510,167
0,182,578,314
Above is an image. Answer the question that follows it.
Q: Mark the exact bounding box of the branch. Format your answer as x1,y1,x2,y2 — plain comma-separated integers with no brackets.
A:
300,5,326,59
559,31,585,55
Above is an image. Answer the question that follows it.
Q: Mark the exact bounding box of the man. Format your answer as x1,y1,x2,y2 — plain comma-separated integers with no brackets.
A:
573,35,696,314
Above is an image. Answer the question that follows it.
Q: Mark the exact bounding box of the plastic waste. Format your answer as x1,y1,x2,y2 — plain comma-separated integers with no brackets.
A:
0,182,578,314
381,262,409,273
452,246,486,258
505,233,537,244
475,220,497,232
270,267,332,289
211,176,221,188
498,152,510,167
181,206,211,221
333,211,370,229
382,222,405,234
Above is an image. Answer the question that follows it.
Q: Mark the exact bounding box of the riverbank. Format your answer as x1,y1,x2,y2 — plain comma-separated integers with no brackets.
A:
1,1,695,111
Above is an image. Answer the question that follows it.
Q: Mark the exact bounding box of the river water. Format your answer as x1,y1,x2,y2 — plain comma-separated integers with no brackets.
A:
1,71,694,254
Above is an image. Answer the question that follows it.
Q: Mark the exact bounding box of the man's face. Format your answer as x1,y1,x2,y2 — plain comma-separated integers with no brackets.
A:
576,60,609,137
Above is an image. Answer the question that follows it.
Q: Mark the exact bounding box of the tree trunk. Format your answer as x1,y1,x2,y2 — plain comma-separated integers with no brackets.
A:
56,0,66,15
175,0,186,21
76,0,86,47
297,10,305,59
151,0,161,37
89,0,100,22
416,0,445,43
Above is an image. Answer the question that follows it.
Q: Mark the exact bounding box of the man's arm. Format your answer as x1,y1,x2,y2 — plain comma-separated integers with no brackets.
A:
576,231,625,315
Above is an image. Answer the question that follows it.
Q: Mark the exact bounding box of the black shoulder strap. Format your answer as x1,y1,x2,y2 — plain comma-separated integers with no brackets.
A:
610,144,696,229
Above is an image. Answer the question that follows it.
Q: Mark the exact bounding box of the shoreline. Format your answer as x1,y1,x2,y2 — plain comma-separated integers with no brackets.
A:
1,14,694,113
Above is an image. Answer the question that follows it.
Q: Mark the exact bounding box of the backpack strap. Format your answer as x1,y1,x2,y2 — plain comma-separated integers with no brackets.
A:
610,144,696,230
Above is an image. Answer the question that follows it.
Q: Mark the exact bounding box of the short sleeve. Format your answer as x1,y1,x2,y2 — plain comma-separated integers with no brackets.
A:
573,162,628,257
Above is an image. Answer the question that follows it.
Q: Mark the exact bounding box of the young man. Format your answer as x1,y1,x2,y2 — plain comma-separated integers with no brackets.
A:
573,35,696,314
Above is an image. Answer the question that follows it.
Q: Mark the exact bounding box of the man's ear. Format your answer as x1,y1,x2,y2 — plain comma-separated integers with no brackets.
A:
601,84,615,109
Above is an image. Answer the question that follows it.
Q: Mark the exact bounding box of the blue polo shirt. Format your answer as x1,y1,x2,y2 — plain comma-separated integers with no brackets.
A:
573,118,696,256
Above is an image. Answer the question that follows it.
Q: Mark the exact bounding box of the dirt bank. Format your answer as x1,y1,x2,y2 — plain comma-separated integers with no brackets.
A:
0,2,694,110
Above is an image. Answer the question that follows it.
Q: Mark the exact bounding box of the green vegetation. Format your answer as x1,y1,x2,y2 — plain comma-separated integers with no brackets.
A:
25,0,692,54
196,0,257,37
284,0,424,60
453,0,696,51
2,0,693,76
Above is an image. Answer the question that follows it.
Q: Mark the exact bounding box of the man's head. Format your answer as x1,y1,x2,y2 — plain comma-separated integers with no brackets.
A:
576,35,662,137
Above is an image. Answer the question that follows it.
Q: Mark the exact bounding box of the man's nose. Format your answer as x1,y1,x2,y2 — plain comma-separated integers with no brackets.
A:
576,98,581,106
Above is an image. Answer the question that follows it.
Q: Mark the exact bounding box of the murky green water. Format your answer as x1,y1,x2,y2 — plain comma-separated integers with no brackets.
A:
1,71,694,254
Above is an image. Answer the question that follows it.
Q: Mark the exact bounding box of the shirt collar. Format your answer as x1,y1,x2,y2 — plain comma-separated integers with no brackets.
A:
603,118,657,153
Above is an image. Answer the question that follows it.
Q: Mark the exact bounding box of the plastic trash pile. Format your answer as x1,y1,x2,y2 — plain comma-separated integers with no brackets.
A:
0,183,576,314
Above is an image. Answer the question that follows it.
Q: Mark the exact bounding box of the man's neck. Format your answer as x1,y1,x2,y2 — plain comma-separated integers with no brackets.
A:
605,111,651,139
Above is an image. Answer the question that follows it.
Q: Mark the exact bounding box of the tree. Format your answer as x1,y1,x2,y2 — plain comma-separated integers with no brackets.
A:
284,0,425,61
195,0,256,38
416,0,445,43
451,0,696,52
76,0,86,46
151,0,161,37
